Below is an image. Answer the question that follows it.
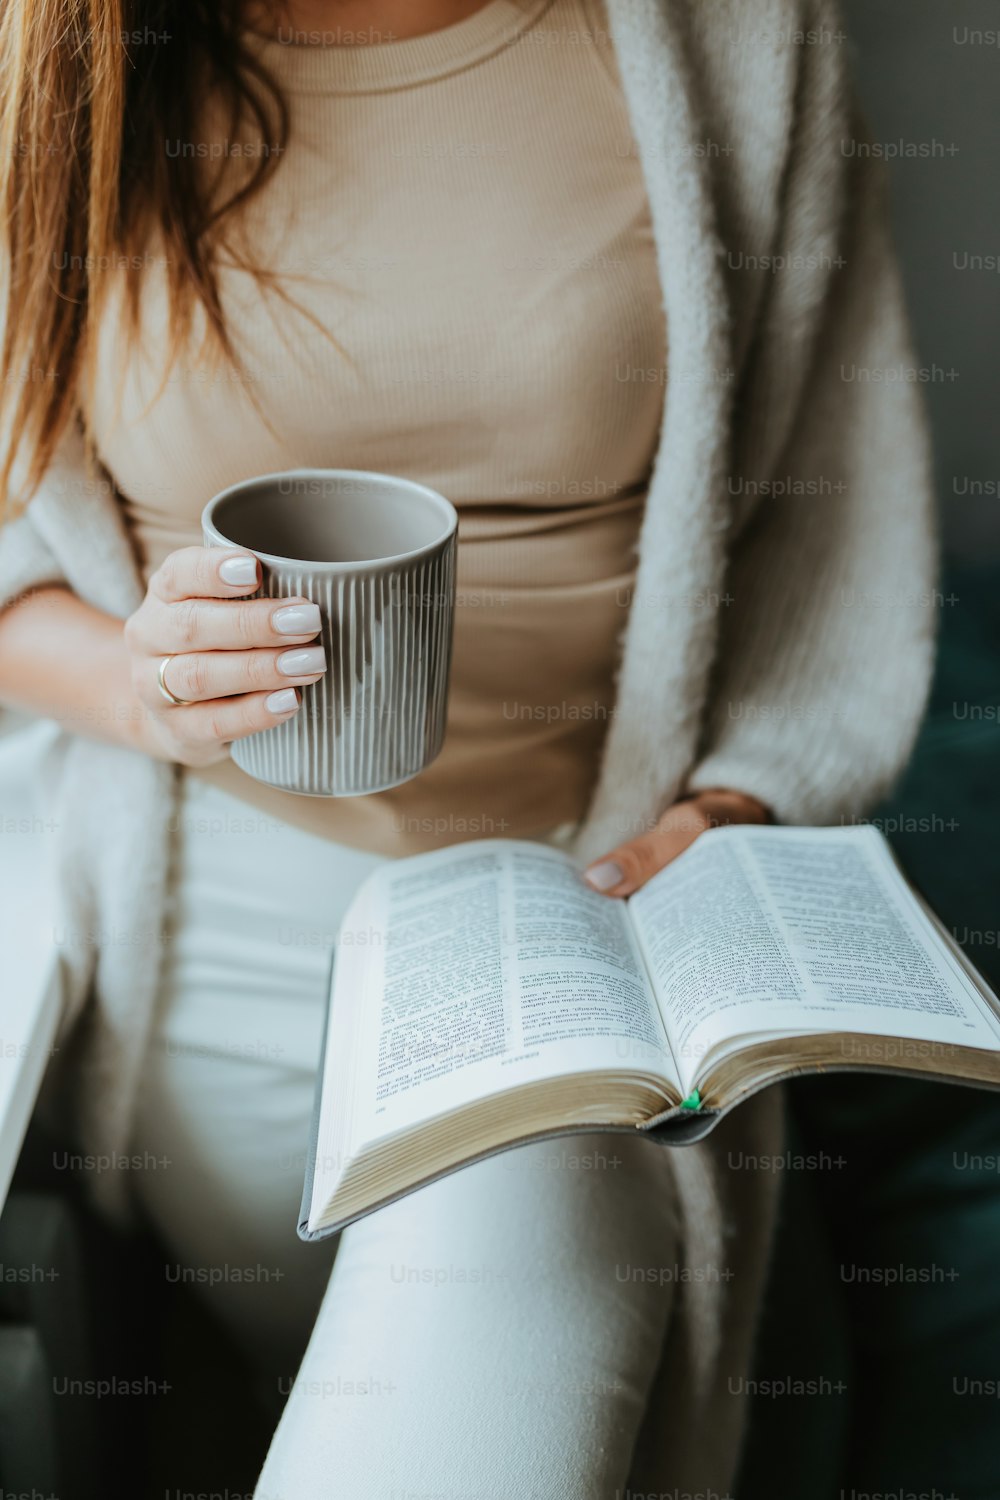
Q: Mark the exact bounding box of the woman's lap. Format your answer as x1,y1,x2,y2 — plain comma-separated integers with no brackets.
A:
258,1130,681,1500
128,776,779,1493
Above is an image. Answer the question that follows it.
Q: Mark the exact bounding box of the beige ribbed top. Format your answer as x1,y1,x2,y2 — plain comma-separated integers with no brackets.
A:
87,0,666,854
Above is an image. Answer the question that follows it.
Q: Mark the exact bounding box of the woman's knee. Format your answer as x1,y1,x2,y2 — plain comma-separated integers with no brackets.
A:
343,1130,680,1281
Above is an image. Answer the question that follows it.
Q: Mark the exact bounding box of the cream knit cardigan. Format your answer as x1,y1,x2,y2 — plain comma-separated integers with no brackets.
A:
1,0,934,1244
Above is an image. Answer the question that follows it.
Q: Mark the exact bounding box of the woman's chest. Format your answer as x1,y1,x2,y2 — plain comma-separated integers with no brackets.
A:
88,3,666,536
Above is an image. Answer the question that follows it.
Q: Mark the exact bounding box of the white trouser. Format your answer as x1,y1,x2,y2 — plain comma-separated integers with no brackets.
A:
130,775,780,1498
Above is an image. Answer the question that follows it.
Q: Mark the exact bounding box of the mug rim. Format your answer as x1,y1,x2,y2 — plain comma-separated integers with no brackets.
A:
201,467,458,572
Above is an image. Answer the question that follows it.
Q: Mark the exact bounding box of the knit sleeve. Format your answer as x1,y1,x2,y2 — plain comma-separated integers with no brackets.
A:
686,125,937,826
0,508,65,614
0,420,90,613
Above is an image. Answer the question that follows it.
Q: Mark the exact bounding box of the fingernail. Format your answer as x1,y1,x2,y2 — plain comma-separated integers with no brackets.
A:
265,688,300,715
219,555,258,586
584,860,624,892
272,603,321,635
277,645,327,677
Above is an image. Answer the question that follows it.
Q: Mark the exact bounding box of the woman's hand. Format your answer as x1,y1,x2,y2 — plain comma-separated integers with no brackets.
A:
583,787,771,897
124,546,328,767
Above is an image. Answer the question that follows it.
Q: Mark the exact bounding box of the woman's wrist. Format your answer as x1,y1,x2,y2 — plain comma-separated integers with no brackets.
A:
0,586,153,755
98,620,155,755
52,607,154,755
679,786,773,827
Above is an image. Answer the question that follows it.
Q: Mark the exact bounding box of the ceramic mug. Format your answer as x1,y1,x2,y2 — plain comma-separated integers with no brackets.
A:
202,468,457,796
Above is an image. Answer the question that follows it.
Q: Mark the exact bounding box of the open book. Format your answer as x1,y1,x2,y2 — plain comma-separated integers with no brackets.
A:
299,824,1000,1238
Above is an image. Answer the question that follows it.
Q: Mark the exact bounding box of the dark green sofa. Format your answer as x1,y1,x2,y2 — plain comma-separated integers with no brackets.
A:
738,563,1000,1499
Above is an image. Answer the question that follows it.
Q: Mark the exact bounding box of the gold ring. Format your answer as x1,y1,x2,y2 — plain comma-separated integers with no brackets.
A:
156,655,196,707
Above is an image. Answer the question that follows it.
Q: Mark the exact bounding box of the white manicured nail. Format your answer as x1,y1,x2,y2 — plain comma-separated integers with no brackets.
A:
277,646,327,677
265,688,299,715
219,555,258,586
273,603,321,635
584,860,624,892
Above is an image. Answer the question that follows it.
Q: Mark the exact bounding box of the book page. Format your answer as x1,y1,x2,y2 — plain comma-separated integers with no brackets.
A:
343,839,677,1144
628,825,1000,1094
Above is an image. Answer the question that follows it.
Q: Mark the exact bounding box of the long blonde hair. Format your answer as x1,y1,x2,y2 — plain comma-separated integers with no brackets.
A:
0,0,287,516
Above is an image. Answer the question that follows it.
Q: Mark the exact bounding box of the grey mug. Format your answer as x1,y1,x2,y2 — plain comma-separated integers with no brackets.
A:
201,468,457,796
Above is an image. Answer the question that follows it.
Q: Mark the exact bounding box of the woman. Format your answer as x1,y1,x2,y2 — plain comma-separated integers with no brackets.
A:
0,0,935,1493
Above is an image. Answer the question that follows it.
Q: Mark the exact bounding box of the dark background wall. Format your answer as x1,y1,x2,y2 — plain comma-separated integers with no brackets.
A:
843,0,1000,563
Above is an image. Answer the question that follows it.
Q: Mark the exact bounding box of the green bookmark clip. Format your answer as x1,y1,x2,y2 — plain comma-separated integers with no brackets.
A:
679,1090,702,1112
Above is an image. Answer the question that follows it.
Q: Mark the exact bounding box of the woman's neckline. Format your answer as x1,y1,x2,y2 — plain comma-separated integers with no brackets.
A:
241,0,557,96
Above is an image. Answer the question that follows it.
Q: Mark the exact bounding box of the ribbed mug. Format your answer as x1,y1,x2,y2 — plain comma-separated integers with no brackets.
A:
202,469,457,796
